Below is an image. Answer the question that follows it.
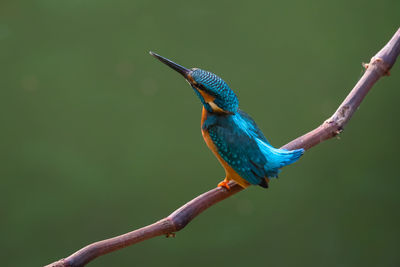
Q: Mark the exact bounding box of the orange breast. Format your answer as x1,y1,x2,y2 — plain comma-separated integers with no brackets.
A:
200,107,250,188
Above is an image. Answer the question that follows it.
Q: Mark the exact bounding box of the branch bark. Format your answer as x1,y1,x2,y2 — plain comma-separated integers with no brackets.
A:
45,27,400,267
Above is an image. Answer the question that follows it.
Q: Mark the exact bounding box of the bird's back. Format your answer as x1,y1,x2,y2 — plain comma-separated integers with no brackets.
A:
201,108,304,188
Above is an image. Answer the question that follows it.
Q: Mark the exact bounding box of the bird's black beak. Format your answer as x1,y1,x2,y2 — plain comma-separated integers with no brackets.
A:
149,51,191,78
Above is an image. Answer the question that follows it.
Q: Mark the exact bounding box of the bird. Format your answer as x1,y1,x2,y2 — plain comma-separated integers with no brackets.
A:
150,52,304,189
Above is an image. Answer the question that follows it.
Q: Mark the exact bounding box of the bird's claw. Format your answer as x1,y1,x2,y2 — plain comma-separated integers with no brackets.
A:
217,180,230,190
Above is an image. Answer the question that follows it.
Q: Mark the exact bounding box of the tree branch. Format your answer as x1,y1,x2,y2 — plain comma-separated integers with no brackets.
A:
45,27,400,267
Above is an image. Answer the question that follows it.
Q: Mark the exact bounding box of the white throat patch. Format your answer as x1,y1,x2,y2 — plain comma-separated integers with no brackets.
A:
208,101,225,113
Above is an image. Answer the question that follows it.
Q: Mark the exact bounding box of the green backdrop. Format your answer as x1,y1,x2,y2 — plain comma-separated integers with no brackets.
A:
1,1,399,266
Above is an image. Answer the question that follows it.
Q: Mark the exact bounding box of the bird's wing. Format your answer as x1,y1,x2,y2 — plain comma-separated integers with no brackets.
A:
237,109,270,144
208,124,269,186
235,110,303,176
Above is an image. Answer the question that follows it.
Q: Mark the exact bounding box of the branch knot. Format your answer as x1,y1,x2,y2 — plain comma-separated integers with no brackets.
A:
368,57,391,76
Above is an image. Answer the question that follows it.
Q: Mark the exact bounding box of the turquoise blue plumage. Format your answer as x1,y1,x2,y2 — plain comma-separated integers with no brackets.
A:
191,69,239,113
150,52,304,189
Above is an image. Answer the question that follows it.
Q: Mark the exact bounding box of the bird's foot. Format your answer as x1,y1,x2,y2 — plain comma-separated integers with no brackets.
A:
217,179,230,190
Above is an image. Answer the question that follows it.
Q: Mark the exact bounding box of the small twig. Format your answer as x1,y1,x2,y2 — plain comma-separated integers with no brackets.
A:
45,27,400,267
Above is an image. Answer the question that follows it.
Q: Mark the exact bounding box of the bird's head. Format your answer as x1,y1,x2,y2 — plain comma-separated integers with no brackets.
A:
150,52,239,114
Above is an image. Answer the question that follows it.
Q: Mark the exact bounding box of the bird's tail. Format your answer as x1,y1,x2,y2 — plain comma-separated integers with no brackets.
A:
255,139,304,177
271,147,304,167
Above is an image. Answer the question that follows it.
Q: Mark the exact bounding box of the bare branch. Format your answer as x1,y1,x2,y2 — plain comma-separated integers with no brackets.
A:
45,27,400,267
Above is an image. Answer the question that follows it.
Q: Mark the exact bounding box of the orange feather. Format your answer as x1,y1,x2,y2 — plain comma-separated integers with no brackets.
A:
200,107,251,188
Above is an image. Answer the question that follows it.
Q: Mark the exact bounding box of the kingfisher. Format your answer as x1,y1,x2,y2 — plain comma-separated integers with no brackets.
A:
150,52,304,189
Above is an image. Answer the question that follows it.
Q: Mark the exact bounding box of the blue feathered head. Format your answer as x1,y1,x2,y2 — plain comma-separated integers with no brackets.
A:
150,52,239,114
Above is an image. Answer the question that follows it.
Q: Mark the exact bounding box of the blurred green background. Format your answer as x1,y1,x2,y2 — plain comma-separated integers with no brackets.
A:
1,1,399,266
